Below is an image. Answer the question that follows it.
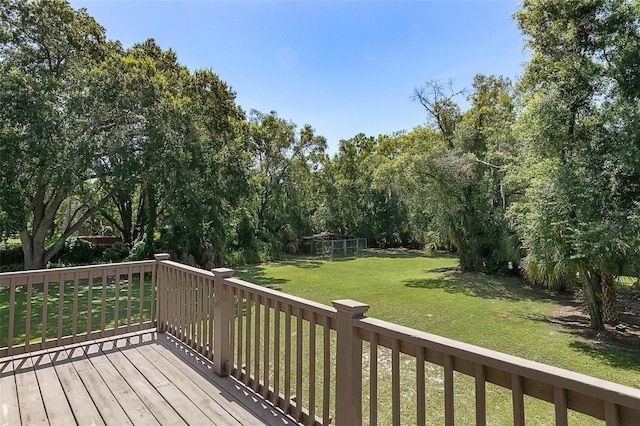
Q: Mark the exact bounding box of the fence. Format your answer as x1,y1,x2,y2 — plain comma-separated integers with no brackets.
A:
309,238,367,257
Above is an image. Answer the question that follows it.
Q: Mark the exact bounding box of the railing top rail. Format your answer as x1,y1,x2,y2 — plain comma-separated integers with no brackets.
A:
0,259,156,285
157,260,337,322
225,276,337,321
158,260,216,281
356,316,640,409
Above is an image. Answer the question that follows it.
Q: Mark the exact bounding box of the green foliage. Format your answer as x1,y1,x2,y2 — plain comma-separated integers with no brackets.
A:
0,0,114,269
0,242,23,265
56,238,95,265
511,0,640,328
101,242,130,263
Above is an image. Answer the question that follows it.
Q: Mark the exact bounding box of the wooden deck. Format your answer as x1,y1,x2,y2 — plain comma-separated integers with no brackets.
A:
0,330,296,426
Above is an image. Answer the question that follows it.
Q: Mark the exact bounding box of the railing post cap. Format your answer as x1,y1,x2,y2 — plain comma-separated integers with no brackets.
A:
333,299,370,315
154,253,171,260
212,267,234,278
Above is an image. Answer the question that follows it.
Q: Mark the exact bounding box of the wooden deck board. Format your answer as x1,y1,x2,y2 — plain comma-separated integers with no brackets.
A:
1,330,296,425
47,350,108,426
157,333,295,425
0,356,21,426
13,356,48,425
31,354,76,426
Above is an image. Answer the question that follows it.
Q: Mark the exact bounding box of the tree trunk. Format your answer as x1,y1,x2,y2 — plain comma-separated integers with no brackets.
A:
580,268,604,330
20,230,49,270
600,273,618,324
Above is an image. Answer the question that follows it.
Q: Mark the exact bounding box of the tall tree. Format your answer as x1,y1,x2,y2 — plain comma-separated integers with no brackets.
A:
246,110,326,252
0,0,113,269
513,0,640,328
411,76,519,272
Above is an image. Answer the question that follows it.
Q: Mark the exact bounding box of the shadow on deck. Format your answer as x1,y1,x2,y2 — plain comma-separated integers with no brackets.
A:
0,330,296,425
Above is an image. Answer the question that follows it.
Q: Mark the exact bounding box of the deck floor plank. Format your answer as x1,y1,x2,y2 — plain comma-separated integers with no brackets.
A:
30,353,76,426
13,356,48,425
51,345,132,426
118,345,214,425
135,340,244,425
0,357,21,426
78,344,159,426
100,342,188,425
46,350,106,426
1,330,295,426
157,333,295,425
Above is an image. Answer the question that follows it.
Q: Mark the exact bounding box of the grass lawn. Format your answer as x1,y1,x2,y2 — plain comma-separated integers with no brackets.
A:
235,250,640,424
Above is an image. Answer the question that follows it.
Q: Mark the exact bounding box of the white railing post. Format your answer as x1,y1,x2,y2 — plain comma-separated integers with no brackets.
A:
333,299,370,426
212,267,234,376
154,253,170,332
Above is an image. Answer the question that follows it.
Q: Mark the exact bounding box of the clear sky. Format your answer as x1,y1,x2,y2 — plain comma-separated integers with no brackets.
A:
69,0,526,153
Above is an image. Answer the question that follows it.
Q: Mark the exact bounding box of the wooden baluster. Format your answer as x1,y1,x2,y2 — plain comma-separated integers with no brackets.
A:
208,277,215,359
41,279,48,349
308,312,317,425
72,272,79,341
100,270,107,336
263,297,271,399
236,289,244,376
392,339,401,426
416,346,425,426
553,386,568,426
284,304,292,415
444,354,454,426
8,278,15,355
25,276,32,352
322,315,331,426
113,270,120,333
138,268,144,327
126,266,132,332
57,273,64,345
253,294,261,392
244,292,252,387
370,332,379,426
604,401,620,426
512,374,524,426
273,300,281,406
475,364,487,426
87,270,94,336
295,307,303,422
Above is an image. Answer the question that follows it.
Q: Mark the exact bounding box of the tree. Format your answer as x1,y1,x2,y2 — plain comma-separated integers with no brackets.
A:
246,110,326,252
411,76,519,272
512,0,640,328
0,0,114,269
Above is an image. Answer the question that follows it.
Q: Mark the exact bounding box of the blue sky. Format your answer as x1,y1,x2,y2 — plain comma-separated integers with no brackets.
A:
70,0,526,153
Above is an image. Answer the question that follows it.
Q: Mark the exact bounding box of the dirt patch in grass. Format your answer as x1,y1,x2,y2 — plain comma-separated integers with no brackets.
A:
550,290,640,352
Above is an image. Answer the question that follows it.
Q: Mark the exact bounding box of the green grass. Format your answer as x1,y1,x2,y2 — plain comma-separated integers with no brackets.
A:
235,251,640,425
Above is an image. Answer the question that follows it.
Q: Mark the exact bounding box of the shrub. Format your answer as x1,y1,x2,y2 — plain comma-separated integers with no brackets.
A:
101,242,130,263
0,263,23,272
127,239,148,261
0,242,23,265
56,238,95,265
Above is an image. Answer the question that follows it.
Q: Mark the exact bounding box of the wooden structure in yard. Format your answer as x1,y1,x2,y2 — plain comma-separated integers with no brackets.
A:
1,255,640,425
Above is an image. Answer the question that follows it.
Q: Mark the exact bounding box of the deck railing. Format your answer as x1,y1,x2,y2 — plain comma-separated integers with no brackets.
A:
2,255,640,425
0,260,156,358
